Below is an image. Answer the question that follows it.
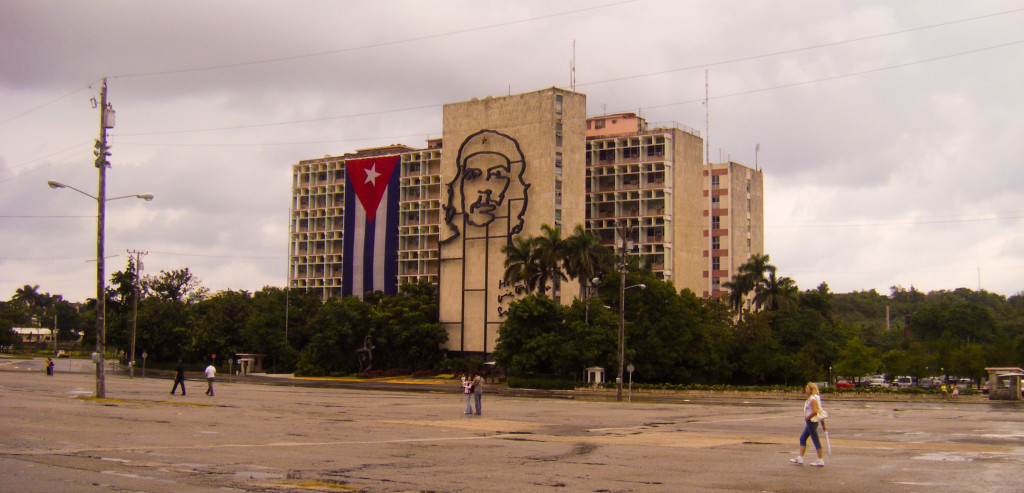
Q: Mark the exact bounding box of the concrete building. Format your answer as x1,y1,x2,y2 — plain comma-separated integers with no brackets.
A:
584,113,705,293
439,88,587,356
288,87,763,357
289,145,414,300
705,161,765,300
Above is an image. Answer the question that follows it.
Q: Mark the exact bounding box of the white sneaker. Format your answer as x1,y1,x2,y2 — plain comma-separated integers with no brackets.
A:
810,459,825,467
790,457,803,465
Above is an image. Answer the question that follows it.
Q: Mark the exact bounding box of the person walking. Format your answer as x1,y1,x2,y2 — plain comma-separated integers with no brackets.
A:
471,373,484,415
46,358,54,376
461,375,473,414
170,360,186,395
204,362,216,396
791,382,826,467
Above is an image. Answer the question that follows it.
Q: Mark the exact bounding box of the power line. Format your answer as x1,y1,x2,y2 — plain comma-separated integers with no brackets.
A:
113,38,1023,146
0,82,98,126
768,211,1024,229
577,6,1024,89
109,0,641,79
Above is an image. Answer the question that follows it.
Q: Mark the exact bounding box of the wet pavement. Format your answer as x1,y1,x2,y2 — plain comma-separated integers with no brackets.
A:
2,357,1024,492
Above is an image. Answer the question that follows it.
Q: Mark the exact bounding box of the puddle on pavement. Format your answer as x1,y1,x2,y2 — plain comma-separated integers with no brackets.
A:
235,471,286,480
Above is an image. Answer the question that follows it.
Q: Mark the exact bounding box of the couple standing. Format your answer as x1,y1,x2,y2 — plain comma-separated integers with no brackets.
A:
461,374,484,415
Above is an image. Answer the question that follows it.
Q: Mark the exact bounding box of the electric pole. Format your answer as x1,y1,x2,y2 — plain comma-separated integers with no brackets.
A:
94,77,114,398
128,250,147,378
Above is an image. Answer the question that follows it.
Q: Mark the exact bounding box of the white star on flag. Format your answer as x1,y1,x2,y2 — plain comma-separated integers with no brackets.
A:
363,164,381,186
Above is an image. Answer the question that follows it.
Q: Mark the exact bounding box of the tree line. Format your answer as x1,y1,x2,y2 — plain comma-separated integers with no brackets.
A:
4,224,1024,385
0,261,448,375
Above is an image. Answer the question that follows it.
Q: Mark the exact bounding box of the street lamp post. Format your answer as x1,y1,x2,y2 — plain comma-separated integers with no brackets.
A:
616,221,646,402
47,180,152,398
47,78,156,398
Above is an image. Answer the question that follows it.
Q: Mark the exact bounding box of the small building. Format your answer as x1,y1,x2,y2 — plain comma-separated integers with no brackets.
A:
984,367,1023,400
13,327,55,344
585,366,605,387
234,353,266,375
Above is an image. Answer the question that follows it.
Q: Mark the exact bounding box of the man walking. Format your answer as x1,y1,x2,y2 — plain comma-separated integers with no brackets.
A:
472,373,484,415
170,359,186,395
204,362,216,396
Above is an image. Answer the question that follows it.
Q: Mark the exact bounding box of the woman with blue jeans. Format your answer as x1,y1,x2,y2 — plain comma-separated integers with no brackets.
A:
461,375,473,414
791,382,825,467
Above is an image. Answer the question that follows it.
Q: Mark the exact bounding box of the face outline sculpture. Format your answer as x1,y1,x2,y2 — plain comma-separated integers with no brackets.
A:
461,150,512,227
442,129,529,243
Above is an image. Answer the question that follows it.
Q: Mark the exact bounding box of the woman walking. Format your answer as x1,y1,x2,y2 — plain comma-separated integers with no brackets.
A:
461,375,473,414
791,382,826,467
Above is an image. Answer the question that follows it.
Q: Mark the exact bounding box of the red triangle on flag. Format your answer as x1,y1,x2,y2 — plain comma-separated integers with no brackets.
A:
346,155,399,222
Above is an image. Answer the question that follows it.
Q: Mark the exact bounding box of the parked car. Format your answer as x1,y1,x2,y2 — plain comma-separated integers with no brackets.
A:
835,379,856,389
866,376,888,388
892,376,915,389
56,350,70,358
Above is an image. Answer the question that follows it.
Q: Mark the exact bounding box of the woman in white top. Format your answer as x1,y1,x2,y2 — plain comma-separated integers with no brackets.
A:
791,382,825,467
461,375,473,414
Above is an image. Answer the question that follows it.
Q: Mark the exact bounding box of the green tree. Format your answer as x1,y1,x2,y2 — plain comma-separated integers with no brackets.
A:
493,294,566,377
370,281,448,370
502,235,541,293
832,337,882,382
532,224,567,295
296,296,371,376
243,287,298,373
562,224,612,300
753,270,799,311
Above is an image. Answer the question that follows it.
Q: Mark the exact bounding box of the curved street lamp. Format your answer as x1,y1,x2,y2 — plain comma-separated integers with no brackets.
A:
47,179,152,398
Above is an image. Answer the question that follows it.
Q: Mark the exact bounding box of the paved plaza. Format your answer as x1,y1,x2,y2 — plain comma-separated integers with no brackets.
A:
2,357,1024,492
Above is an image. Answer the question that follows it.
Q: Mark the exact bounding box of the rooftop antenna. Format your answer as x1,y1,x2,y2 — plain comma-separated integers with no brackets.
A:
570,40,576,91
704,68,712,298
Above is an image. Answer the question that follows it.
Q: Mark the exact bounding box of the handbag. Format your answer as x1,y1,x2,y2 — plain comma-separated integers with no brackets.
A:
810,408,828,423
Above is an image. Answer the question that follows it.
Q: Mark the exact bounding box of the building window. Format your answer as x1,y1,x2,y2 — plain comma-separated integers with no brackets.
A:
555,94,563,115
712,236,720,250
711,175,719,188
711,216,720,230
712,257,720,270
555,190,562,206
595,119,606,129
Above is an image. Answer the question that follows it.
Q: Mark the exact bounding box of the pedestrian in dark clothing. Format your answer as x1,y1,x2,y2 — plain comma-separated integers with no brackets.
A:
46,358,54,376
170,360,186,395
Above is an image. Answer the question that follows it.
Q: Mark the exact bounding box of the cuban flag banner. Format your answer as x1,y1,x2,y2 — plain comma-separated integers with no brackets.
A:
342,155,401,298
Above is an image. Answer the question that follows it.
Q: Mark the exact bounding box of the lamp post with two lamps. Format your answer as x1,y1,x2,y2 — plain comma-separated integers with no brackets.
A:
616,220,645,402
47,180,152,398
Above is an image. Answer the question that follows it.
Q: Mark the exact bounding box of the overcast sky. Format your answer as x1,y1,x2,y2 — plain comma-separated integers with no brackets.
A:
2,0,1023,303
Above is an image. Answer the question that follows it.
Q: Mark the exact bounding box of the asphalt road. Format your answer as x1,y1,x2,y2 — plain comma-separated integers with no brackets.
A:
2,357,1024,492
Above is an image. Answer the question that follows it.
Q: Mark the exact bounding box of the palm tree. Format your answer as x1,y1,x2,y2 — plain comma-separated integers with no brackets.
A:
737,253,772,284
501,235,541,293
532,224,567,295
12,284,44,325
562,225,611,299
752,270,799,311
726,253,782,317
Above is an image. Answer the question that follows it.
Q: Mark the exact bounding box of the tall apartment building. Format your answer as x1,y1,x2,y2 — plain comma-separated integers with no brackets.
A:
584,113,705,293
704,161,765,299
289,87,764,356
439,88,587,355
290,145,414,300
